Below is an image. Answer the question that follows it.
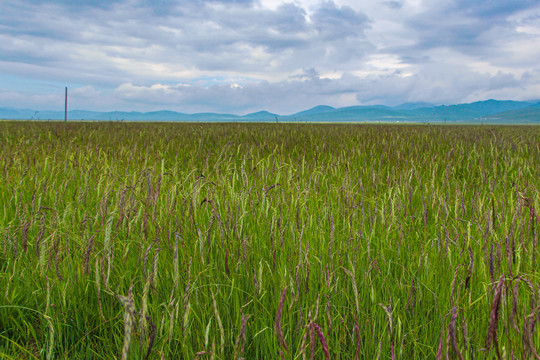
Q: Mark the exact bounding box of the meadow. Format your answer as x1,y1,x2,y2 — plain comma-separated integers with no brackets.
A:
1,121,539,359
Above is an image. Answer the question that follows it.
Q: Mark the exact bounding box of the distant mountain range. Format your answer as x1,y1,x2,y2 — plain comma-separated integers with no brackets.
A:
2,99,540,123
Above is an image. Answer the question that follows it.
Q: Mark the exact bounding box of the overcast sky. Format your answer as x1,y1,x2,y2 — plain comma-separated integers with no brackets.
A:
1,0,539,114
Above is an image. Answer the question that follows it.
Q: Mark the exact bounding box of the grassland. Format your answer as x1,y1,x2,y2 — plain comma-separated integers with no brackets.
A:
1,122,540,359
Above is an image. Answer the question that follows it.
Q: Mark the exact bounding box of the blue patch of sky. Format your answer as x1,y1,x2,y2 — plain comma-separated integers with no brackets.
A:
0,74,69,92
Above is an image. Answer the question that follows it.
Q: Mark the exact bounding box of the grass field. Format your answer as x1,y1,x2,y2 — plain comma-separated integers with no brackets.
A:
1,121,540,359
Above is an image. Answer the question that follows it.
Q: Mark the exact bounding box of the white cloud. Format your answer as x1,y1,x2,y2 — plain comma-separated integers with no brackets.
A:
0,0,539,113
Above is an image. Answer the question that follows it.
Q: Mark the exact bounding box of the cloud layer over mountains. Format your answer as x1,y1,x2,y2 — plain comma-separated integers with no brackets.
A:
1,0,539,113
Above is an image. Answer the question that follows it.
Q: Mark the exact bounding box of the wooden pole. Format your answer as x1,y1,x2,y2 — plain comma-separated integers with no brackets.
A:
64,87,68,122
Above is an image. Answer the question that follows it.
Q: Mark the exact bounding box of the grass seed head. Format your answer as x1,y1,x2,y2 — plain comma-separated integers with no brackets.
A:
311,322,330,360
275,287,288,352
449,307,464,360
485,275,505,357
118,284,136,360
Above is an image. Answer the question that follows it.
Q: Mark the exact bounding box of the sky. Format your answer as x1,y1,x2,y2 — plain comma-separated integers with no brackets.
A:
1,0,539,115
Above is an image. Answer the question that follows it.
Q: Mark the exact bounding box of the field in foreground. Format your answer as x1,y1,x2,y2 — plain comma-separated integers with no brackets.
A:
1,122,540,359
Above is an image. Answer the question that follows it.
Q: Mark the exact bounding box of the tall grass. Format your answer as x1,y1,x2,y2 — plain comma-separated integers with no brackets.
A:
1,122,539,358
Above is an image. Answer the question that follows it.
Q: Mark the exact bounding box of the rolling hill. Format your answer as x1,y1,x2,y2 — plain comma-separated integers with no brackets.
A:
1,99,539,123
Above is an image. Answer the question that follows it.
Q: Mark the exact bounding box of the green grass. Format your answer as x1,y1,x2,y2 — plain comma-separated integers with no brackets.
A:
1,121,540,359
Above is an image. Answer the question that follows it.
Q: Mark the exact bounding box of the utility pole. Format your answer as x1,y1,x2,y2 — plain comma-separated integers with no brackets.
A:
64,87,68,122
